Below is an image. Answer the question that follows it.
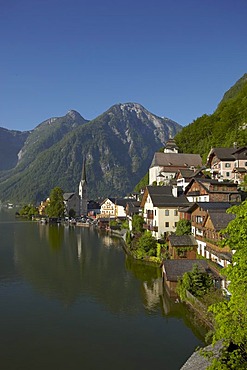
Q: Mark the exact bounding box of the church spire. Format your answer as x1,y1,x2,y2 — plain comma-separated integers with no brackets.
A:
79,157,88,216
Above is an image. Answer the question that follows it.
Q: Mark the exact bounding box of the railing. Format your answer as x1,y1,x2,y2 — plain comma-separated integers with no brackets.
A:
143,224,158,232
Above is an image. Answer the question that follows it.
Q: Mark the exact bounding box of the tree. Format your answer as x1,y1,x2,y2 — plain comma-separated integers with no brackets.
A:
136,231,157,257
46,187,65,218
19,204,38,219
132,214,144,234
175,219,191,235
207,200,247,369
177,264,213,301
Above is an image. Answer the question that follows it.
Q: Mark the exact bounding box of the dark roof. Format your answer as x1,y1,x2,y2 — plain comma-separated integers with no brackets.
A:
207,211,235,231
232,167,247,173
205,246,232,263
147,186,189,207
164,138,179,150
208,147,236,161
176,167,206,179
186,202,233,213
150,152,202,168
168,235,198,247
63,192,76,201
126,200,141,215
197,202,233,210
163,259,210,282
231,146,247,159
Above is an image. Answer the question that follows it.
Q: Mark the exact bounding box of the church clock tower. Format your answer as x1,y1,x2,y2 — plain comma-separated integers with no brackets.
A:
79,159,88,216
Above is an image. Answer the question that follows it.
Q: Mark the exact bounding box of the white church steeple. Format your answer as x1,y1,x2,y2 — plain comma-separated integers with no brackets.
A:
79,158,88,216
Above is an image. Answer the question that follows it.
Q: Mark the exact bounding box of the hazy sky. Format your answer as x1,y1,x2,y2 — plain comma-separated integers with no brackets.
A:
0,0,246,131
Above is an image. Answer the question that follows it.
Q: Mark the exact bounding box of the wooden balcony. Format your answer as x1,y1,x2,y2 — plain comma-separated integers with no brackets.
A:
143,224,158,232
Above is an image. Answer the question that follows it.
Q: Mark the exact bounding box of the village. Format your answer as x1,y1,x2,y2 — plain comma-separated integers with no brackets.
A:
33,138,247,303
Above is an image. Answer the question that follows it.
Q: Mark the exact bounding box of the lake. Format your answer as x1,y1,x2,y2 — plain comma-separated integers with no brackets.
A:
0,208,206,369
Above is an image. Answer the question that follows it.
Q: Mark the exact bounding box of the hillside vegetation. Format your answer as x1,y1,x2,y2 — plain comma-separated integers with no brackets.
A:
0,103,181,203
175,73,247,162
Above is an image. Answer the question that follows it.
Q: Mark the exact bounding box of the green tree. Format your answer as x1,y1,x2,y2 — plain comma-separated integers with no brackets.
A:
19,204,38,219
177,264,213,301
132,214,144,234
46,187,65,218
136,231,157,257
175,219,191,235
207,200,247,369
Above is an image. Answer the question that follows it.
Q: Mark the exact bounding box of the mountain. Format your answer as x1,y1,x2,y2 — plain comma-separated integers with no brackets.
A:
0,128,29,171
0,103,181,203
175,73,247,162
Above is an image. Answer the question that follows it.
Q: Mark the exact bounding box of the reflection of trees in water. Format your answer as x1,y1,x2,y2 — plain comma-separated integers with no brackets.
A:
48,225,64,250
13,223,207,339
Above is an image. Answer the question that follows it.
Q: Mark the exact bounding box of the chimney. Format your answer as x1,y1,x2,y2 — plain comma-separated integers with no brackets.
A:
172,186,178,198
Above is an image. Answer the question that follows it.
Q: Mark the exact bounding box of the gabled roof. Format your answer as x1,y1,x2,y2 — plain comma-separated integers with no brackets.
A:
184,178,239,195
185,202,234,213
63,192,76,201
163,260,218,282
150,152,202,168
168,235,198,247
101,198,131,207
207,147,236,163
175,167,207,180
204,210,235,231
141,185,189,208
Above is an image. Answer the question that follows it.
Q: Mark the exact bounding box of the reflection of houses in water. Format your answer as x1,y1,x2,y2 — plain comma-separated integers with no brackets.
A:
142,279,163,311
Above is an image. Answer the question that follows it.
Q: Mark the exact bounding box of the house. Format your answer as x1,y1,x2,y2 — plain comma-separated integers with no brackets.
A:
201,210,234,268
168,235,198,259
63,192,80,216
188,202,234,269
175,167,208,191
162,259,222,297
99,198,129,219
125,199,142,231
140,185,189,239
149,139,202,186
184,178,241,203
207,146,247,182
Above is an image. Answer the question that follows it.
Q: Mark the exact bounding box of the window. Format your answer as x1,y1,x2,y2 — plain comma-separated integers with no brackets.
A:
174,210,178,216
174,222,178,228
165,222,169,227
165,210,169,216
225,163,231,168
226,172,230,177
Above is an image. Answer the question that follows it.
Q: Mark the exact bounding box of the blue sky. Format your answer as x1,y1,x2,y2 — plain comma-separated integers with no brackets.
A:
0,0,246,131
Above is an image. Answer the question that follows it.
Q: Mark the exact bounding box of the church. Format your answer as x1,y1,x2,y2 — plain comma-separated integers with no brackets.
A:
78,159,88,216
63,159,88,217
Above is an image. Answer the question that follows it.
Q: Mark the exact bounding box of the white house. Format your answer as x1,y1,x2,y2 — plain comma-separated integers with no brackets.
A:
149,139,202,186
100,198,129,219
140,185,189,239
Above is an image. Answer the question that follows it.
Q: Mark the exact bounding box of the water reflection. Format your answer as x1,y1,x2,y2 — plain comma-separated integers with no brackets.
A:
0,216,206,369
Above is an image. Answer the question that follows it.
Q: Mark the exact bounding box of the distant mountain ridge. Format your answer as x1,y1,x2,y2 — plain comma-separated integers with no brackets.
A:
0,103,181,203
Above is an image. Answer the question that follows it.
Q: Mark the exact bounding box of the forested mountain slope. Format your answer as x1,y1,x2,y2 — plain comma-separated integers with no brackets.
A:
0,103,181,203
175,73,247,162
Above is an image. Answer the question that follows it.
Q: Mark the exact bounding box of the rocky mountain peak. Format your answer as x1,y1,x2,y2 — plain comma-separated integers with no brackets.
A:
66,110,85,120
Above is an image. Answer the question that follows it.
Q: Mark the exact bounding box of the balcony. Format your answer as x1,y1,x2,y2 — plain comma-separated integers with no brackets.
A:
143,224,158,232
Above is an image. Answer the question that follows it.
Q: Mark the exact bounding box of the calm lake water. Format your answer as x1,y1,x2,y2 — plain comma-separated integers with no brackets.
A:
0,208,206,370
